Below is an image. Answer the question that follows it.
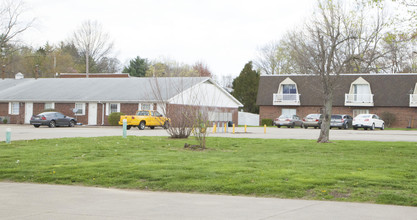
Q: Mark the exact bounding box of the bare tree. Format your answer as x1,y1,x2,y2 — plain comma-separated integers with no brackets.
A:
149,77,228,149
193,61,212,77
254,40,298,75
0,0,33,48
71,20,114,76
286,0,388,143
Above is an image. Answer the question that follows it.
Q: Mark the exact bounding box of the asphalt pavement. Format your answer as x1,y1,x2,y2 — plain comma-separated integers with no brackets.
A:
1,182,417,220
2,124,417,142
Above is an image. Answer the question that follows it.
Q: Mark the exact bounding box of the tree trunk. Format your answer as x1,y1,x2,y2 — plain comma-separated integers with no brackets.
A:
317,91,333,143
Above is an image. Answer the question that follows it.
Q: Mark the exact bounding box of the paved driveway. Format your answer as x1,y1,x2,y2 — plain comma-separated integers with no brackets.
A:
1,124,417,142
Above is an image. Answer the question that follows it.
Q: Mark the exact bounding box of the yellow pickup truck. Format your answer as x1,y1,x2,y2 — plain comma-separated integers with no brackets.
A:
119,110,170,130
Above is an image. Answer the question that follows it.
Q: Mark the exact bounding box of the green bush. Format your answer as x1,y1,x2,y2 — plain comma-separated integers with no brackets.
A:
2,118,7,124
380,112,396,128
108,112,125,126
261,118,273,126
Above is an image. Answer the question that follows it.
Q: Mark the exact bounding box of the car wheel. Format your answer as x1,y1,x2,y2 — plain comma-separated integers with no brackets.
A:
69,120,75,127
48,120,56,128
126,125,131,130
277,126,281,128
381,123,384,130
344,123,349,129
364,127,368,130
304,125,308,129
291,123,295,128
34,125,40,128
338,127,341,130
138,121,145,130
314,126,318,129
150,126,155,129
163,122,169,129
353,127,358,130
371,123,375,130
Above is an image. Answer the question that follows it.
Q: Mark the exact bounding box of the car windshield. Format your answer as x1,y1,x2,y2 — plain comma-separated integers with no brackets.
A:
279,115,291,119
358,115,371,118
331,115,342,119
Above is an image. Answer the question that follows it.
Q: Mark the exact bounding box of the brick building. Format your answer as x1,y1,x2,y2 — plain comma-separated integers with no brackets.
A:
256,74,417,128
0,77,242,126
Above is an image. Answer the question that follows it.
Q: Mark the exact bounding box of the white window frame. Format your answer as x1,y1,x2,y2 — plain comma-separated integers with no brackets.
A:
106,103,121,115
74,103,86,116
353,109,369,117
139,103,152,110
44,102,55,110
8,102,20,115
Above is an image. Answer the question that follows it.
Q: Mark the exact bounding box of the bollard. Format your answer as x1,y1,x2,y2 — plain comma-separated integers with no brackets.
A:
233,124,235,134
122,119,127,138
264,124,266,134
221,123,224,133
213,123,216,133
5,128,11,144
244,124,247,133
225,123,227,133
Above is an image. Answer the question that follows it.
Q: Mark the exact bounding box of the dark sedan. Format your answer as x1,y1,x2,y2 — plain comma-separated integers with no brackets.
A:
30,112,77,128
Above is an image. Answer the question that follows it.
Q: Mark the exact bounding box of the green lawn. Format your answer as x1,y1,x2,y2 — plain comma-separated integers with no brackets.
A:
0,136,416,206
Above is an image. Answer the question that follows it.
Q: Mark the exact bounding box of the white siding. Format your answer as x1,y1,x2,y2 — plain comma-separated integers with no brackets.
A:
169,81,240,108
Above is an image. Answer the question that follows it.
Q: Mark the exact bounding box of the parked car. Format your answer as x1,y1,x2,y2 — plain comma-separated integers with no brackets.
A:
330,114,353,129
352,114,385,130
302,114,321,129
30,112,77,128
274,115,303,128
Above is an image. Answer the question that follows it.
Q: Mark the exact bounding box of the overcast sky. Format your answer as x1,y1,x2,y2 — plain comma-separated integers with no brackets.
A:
21,0,315,77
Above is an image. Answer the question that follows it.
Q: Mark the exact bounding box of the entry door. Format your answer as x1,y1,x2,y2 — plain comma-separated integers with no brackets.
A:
24,102,33,124
88,102,97,125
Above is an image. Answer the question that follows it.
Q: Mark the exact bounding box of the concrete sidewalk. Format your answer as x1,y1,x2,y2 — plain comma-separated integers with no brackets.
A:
1,182,416,220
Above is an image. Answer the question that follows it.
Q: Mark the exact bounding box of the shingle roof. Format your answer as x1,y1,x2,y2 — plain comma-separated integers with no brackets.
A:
0,77,210,102
256,74,417,107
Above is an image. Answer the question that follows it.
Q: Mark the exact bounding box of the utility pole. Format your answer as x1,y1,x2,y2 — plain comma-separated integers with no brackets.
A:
35,65,39,79
86,48,89,78
1,47,5,80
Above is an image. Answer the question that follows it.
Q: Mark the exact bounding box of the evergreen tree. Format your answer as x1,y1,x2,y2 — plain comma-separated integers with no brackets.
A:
232,61,260,113
123,56,149,77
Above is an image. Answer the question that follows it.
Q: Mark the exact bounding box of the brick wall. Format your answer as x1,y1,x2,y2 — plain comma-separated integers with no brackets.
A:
260,105,417,128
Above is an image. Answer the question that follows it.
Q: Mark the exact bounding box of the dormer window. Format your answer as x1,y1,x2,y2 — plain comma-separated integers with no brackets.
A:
345,77,374,106
273,77,300,105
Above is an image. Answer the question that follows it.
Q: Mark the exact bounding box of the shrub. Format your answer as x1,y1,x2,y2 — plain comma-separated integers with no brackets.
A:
2,118,7,124
380,112,396,128
261,118,273,126
108,112,125,126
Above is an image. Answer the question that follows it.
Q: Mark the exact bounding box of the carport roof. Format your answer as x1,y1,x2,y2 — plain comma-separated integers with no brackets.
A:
0,77,210,102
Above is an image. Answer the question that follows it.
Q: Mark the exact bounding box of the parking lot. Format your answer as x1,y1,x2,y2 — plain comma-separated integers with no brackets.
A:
1,124,417,142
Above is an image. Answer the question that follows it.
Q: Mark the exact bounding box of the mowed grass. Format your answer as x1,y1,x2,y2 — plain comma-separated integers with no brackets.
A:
0,136,416,206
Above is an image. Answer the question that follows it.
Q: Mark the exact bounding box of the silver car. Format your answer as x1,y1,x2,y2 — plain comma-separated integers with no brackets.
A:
274,115,303,128
302,114,321,129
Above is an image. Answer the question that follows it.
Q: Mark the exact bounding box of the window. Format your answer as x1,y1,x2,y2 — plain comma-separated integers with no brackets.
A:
353,109,369,117
45,102,55,110
74,103,85,115
9,102,19,115
140,103,151,110
282,108,296,116
106,103,120,115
